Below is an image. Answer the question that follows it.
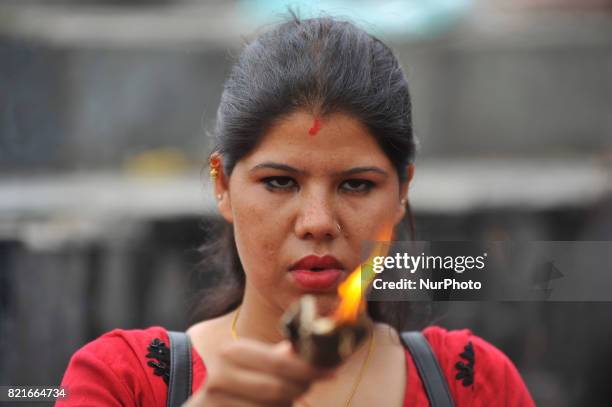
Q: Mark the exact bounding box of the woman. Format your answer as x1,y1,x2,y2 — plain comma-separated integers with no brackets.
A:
58,15,535,407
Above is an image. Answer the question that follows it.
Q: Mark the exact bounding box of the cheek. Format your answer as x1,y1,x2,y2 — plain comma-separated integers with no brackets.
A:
343,191,401,249
231,195,284,282
352,192,400,224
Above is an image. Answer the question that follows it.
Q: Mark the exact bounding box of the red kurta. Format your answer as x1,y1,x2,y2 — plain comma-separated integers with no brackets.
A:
57,325,535,406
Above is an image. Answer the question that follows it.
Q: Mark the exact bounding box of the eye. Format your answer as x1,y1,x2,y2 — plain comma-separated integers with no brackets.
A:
262,176,298,191
341,179,375,193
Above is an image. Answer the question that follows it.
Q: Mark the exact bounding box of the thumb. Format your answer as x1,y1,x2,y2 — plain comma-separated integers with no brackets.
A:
274,340,295,356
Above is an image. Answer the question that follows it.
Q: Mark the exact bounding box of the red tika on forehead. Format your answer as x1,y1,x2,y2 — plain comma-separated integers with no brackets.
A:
308,118,322,136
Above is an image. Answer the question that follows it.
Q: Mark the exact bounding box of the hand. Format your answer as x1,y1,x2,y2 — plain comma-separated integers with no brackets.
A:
182,338,331,407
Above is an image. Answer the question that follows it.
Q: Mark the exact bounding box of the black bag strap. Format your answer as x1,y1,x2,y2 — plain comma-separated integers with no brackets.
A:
167,331,193,407
401,331,455,407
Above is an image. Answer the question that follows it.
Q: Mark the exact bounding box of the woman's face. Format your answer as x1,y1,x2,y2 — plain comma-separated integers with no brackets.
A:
215,110,412,314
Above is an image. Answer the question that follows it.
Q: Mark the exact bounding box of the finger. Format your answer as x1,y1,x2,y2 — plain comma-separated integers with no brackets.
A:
212,362,311,403
186,385,264,407
221,339,331,383
201,390,284,407
274,342,336,380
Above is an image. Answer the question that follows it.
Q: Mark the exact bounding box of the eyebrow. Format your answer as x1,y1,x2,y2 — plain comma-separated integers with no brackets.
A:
250,162,389,177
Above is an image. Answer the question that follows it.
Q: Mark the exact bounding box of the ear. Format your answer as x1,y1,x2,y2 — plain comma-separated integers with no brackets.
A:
394,164,415,225
211,152,233,223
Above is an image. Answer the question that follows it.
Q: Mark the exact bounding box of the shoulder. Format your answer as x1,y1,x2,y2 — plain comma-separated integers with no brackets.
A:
79,326,170,365
420,325,536,407
186,312,234,366
422,325,507,379
58,326,171,407
72,325,171,386
77,326,168,362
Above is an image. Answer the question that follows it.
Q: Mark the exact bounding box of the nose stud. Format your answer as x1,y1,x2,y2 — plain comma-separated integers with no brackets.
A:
336,222,342,232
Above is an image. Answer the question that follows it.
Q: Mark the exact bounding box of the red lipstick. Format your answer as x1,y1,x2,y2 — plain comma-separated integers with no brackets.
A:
289,255,345,291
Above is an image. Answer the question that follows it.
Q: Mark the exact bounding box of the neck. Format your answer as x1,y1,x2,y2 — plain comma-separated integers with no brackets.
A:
234,281,286,343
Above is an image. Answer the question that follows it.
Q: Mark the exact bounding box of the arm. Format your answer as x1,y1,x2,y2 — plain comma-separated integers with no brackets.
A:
55,345,137,407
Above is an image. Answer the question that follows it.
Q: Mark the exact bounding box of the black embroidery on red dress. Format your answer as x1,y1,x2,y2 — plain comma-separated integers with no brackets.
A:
455,341,475,387
146,338,170,385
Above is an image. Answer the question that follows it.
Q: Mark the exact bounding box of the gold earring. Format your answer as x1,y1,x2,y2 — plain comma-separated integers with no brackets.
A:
209,156,220,181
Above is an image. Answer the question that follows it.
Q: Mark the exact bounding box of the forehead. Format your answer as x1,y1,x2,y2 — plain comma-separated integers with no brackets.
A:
244,111,388,166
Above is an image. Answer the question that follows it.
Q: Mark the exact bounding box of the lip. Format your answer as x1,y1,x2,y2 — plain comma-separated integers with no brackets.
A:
289,255,346,291
290,255,345,271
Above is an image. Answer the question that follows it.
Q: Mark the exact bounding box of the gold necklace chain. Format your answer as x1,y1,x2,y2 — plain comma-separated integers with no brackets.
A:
230,306,375,407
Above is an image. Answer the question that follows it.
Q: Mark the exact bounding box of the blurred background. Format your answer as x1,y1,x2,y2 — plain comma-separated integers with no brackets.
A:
1,0,612,405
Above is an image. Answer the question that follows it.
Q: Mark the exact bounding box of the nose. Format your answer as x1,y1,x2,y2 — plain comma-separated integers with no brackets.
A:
294,189,340,241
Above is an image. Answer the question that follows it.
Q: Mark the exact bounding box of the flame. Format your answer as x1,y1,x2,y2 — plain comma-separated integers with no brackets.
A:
333,223,394,323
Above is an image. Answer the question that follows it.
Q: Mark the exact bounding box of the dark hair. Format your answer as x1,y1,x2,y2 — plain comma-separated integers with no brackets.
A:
189,14,421,331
